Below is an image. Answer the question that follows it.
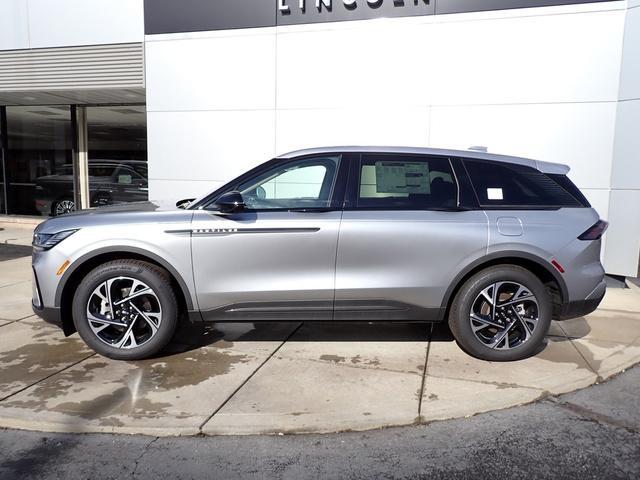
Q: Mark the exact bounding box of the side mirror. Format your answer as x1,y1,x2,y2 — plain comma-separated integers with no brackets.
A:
176,198,195,209
214,191,245,214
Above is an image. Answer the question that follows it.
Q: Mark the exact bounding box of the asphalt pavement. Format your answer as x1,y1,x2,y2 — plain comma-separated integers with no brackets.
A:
1,364,638,480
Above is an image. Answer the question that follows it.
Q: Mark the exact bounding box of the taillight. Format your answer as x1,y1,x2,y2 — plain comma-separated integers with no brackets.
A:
578,220,608,241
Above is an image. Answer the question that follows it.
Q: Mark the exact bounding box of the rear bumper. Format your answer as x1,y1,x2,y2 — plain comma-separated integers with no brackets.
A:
34,198,53,215
558,280,606,320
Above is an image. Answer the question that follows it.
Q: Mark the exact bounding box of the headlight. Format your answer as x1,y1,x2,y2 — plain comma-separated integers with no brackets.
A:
32,229,78,251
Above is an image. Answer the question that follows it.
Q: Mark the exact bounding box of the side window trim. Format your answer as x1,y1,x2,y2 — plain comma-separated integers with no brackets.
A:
451,157,480,209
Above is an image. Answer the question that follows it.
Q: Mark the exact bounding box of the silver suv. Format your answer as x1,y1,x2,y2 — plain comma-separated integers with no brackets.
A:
32,147,608,362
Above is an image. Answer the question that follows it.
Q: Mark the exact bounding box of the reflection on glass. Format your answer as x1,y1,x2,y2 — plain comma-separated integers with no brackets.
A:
6,106,72,216
86,106,148,211
0,115,4,215
4,105,147,216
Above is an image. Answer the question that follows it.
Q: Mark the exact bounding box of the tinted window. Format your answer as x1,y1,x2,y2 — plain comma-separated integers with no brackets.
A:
357,155,457,209
464,159,583,208
236,156,340,210
548,174,590,207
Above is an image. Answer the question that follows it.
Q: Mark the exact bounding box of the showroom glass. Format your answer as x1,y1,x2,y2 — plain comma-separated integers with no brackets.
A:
357,155,457,209
0,108,6,214
236,156,340,210
463,158,583,208
86,106,148,209
5,106,72,216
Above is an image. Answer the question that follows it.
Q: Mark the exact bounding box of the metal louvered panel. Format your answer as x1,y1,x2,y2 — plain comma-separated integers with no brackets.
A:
0,43,144,92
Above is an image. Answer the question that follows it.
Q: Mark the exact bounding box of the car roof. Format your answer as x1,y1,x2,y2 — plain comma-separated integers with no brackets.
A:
277,146,569,175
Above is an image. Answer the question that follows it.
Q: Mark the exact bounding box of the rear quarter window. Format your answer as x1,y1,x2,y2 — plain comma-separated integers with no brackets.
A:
463,159,584,209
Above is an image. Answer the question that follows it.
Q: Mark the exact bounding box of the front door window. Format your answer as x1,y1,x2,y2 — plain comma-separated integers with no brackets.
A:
236,156,340,210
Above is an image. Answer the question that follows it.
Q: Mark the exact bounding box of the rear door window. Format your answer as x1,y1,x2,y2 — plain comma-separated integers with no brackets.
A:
463,159,583,208
356,155,457,209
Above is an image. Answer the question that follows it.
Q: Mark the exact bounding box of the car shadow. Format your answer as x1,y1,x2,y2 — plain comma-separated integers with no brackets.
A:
162,320,434,357
161,317,592,357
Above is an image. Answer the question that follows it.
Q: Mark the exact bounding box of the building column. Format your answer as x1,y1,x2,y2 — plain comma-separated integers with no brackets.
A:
72,106,90,210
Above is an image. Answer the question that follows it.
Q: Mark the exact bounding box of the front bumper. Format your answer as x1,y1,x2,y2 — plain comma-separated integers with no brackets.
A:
32,302,62,328
558,280,606,320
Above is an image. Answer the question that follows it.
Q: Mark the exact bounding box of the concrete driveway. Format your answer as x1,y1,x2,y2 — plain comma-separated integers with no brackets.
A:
0,223,639,436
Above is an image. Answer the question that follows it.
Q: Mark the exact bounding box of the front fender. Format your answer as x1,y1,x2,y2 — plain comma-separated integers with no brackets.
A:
53,231,196,311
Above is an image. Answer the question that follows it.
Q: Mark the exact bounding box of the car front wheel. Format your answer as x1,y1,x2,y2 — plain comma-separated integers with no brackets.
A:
53,198,76,216
448,265,552,361
72,259,178,360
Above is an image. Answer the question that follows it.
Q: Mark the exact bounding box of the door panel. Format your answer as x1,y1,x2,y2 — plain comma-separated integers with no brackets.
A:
191,209,341,321
334,210,488,320
190,153,345,321
335,153,488,321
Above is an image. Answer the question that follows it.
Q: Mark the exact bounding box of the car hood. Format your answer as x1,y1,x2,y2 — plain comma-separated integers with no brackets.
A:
35,201,193,234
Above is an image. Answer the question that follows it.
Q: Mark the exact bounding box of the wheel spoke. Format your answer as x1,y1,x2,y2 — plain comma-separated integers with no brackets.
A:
129,303,160,335
512,306,538,337
480,285,495,306
470,313,503,329
115,315,139,349
113,287,151,306
87,312,127,328
490,320,517,350
498,295,535,308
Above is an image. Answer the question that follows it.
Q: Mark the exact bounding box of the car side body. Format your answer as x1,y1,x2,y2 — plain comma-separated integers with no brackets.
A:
31,147,607,361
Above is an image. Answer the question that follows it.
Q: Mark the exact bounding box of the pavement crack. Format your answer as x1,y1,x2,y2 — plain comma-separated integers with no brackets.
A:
547,398,639,435
131,436,159,478
557,326,603,382
0,353,97,403
417,323,433,419
0,314,37,328
423,373,545,392
197,322,304,433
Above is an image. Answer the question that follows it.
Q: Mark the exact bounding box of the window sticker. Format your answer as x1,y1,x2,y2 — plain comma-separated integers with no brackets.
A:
487,188,504,200
375,162,430,194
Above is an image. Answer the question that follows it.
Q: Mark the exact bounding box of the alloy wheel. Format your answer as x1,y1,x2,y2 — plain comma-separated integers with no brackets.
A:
55,199,76,215
469,281,539,350
86,276,162,349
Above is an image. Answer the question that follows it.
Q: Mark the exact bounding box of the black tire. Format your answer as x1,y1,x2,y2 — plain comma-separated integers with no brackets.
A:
72,259,178,360
448,265,551,361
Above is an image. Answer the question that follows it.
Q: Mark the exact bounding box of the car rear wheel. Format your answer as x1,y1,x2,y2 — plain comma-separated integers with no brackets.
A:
72,259,178,360
448,265,551,361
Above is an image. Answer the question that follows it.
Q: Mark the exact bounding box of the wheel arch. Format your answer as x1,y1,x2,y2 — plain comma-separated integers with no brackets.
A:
56,247,196,336
441,251,568,320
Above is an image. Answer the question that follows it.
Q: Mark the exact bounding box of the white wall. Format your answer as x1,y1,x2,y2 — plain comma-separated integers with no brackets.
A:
0,0,144,51
605,1,640,276
145,1,639,275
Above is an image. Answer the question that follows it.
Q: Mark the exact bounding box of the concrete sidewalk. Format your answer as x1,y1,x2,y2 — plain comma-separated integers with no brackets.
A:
0,222,639,436
1,365,638,479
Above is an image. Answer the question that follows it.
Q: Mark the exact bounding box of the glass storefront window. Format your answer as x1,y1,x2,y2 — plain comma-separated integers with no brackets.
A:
0,108,6,215
86,106,148,210
0,104,147,217
5,106,72,216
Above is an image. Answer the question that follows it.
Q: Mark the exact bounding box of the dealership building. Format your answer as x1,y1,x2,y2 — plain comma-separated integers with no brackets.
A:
0,0,638,277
